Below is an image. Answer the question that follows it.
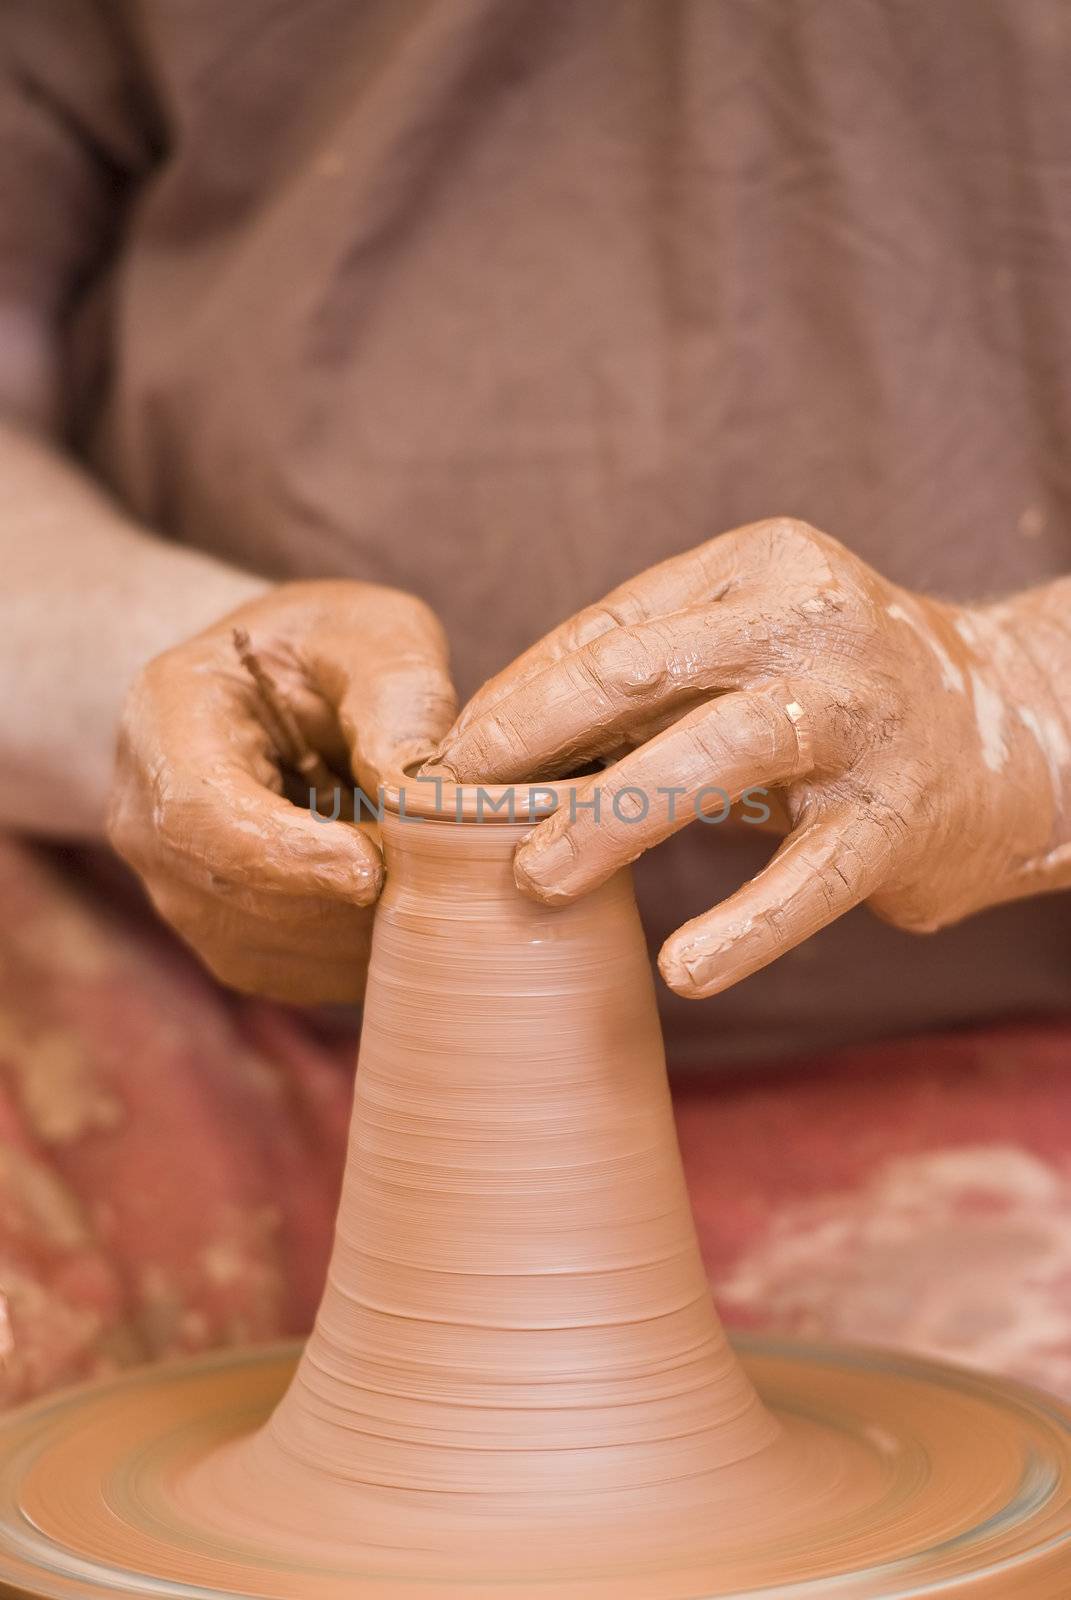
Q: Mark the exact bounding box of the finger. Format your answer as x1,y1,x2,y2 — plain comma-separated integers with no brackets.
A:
353,650,458,786
144,875,372,1003
154,766,383,903
439,580,678,748
436,598,795,783
110,662,382,905
433,527,765,754
514,685,815,904
311,615,458,789
657,808,895,1000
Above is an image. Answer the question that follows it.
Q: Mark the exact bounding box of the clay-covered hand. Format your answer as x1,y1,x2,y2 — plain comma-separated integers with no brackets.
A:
433,519,1071,999
109,581,456,1003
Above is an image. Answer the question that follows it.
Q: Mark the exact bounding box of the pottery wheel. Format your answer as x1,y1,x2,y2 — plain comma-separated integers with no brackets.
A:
1,1336,1070,1600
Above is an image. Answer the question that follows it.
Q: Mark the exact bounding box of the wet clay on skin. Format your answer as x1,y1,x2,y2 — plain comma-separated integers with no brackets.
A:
107,579,458,1007
432,519,1071,1003
3,783,1071,1597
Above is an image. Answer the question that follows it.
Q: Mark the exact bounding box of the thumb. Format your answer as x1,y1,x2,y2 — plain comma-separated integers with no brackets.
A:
311,604,458,792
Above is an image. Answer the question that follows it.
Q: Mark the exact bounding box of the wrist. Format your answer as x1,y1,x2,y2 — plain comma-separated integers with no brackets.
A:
964,584,1071,893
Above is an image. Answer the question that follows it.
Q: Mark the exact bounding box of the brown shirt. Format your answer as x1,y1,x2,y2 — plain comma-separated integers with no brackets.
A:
3,0,1070,1064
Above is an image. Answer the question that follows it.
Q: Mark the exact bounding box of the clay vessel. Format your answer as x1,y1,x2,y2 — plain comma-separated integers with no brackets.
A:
181,780,790,1585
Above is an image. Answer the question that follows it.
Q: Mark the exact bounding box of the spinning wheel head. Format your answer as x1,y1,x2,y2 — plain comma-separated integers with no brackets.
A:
1,1337,1070,1599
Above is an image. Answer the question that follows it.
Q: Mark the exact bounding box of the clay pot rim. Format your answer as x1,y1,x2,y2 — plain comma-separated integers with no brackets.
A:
381,764,599,823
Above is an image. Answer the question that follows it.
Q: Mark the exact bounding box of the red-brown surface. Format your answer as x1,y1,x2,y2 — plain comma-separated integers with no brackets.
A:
679,1020,1071,1393
1,831,1070,1409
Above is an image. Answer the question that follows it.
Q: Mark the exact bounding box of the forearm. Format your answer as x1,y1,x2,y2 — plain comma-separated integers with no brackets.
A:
0,419,268,837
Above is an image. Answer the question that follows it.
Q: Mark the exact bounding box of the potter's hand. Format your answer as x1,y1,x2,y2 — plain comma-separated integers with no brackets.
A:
108,582,456,1003
433,518,1071,998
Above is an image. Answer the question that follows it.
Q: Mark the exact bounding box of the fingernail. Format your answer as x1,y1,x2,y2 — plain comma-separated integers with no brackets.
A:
417,758,456,781
434,724,508,784
658,940,709,995
424,741,463,779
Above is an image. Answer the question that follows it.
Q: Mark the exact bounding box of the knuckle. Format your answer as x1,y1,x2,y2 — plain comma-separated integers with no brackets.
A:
687,708,732,768
154,788,199,860
762,516,821,552
759,902,794,951
583,629,664,699
443,712,518,780
570,596,644,648
368,586,449,649
696,525,736,562
772,515,813,540
819,856,860,908
865,796,913,852
407,678,459,735
156,786,260,889
567,606,620,650
716,692,786,761
606,782,648,823
468,711,515,765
